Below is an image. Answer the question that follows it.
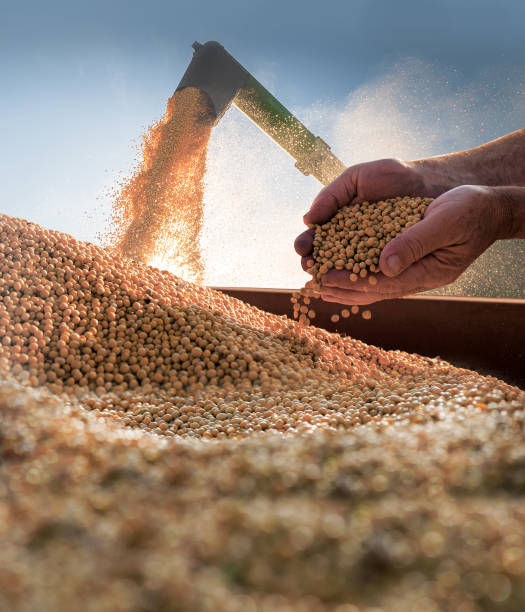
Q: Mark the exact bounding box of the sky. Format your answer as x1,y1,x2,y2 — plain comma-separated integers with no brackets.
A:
2,0,525,290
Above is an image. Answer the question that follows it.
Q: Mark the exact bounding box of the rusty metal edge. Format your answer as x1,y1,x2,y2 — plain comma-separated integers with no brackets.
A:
212,287,525,306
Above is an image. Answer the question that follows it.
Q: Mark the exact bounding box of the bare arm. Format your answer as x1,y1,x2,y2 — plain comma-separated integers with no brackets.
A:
409,128,525,195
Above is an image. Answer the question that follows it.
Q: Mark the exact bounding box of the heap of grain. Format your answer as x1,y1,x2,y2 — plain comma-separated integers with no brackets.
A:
1,213,525,611
106,87,214,284
294,196,433,323
0,212,521,440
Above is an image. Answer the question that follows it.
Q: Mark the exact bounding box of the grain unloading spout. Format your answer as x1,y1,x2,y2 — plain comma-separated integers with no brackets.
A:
176,41,347,186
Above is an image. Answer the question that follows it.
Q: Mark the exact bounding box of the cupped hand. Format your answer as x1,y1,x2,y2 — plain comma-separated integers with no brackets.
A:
320,185,506,305
294,158,430,270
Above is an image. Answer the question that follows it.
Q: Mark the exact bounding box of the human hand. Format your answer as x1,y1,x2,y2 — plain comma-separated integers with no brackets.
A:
294,158,431,270
320,185,508,305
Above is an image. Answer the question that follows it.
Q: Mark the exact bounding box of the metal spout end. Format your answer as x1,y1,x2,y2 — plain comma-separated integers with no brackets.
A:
176,41,250,122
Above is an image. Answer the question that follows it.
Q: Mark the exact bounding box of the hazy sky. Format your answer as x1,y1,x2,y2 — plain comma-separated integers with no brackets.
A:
2,0,525,286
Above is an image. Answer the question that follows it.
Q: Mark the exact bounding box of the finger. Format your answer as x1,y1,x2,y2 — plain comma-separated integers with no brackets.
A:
294,229,315,256
321,269,384,290
301,256,314,274
379,206,450,277
303,169,355,225
320,269,356,288
321,287,386,305
322,270,410,294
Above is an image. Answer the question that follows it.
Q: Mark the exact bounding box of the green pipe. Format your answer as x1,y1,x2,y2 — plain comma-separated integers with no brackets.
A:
234,75,347,186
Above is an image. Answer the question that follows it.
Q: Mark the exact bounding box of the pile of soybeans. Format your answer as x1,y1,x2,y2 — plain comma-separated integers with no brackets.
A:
1,213,525,612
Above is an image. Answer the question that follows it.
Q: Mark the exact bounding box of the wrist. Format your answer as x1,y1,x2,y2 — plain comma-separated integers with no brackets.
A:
406,158,470,198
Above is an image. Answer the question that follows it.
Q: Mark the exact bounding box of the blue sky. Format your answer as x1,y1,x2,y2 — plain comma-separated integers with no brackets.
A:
2,0,525,287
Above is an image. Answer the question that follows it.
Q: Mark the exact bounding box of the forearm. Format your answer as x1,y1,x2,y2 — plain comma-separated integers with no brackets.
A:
408,128,525,195
491,186,525,239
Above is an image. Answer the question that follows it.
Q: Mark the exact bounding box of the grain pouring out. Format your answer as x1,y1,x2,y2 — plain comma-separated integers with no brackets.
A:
105,88,214,284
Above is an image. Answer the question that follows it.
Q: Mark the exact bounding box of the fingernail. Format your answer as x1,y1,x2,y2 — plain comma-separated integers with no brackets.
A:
386,254,402,276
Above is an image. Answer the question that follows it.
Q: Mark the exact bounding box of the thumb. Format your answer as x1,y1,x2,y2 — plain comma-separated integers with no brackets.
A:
379,213,449,277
